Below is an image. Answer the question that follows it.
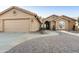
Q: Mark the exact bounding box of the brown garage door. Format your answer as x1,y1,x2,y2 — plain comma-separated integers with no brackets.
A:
4,20,30,32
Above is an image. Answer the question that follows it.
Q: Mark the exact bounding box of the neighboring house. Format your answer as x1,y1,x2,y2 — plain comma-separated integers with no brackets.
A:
0,6,41,32
44,15,76,31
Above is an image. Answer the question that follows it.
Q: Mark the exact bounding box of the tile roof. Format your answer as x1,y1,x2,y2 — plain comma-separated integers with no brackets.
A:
0,6,37,16
44,14,76,21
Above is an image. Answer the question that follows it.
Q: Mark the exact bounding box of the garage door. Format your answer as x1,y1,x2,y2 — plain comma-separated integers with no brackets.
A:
4,20,30,32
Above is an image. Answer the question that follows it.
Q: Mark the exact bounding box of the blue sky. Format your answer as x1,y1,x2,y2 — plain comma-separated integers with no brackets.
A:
22,6,79,18
0,6,79,18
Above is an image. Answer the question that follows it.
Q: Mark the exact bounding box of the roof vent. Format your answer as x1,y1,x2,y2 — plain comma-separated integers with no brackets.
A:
13,10,16,14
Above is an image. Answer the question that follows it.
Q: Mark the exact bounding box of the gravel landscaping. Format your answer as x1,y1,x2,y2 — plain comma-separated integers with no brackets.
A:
6,32,79,53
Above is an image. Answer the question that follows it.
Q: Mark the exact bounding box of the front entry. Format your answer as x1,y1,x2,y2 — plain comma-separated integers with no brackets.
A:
45,21,50,30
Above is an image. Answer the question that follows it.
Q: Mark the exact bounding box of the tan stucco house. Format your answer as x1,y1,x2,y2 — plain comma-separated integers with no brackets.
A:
0,6,77,32
0,6,41,32
44,15,76,31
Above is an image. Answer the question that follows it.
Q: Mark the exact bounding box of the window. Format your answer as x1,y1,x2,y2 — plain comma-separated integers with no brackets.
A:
59,20,65,29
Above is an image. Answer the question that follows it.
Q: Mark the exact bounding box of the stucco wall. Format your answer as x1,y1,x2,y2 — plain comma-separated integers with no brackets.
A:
49,18,75,31
30,18,40,32
68,21,75,31
44,15,76,31
0,9,35,19
0,20,3,31
50,21,56,30
55,19,68,30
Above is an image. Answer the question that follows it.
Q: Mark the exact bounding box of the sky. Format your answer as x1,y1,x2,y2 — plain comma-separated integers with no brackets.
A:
0,6,79,18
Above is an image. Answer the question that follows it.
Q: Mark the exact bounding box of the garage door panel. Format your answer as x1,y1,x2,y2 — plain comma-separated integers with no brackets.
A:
4,20,30,32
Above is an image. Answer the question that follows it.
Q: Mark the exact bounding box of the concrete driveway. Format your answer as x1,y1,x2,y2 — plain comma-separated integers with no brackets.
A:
6,32,79,53
0,31,59,53
0,32,27,52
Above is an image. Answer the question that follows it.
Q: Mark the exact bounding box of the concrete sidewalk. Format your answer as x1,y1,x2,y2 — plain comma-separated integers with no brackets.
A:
61,31,79,37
